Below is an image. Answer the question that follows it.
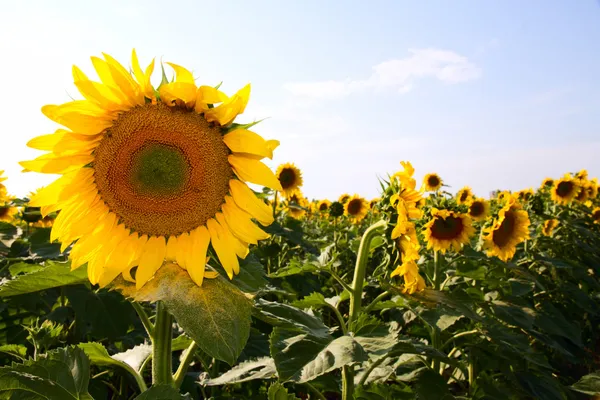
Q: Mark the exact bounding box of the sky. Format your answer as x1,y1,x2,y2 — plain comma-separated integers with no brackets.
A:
1,0,599,200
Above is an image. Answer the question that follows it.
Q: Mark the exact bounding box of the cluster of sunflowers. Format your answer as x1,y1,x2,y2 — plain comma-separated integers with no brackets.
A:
375,164,600,295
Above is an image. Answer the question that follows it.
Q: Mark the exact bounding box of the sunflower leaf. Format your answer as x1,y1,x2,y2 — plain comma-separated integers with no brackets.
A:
0,261,88,297
112,262,252,365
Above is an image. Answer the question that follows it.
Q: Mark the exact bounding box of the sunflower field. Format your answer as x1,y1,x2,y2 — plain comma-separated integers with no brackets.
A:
0,52,600,400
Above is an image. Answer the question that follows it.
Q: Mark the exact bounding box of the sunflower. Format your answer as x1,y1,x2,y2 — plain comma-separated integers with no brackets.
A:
575,182,590,203
592,207,600,224
517,188,534,202
344,194,369,222
587,179,599,200
329,201,344,218
456,186,474,205
540,177,554,190
423,208,475,253
338,193,351,204
21,51,282,289
0,204,17,223
391,260,426,294
483,199,530,261
369,197,380,210
575,169,588,180
496,191,512,203
286,191,308,219
542,219,559,237
0,170,7,201
551,175,580,205
421,173,443,192
317,199,331,213
276,163,303,197
468,198,489,222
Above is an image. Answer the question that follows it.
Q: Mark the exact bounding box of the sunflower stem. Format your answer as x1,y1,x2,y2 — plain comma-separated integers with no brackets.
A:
132,301,154,339
173,340,198,388
152,301,174,387
431,251,441,372
343,219,387,400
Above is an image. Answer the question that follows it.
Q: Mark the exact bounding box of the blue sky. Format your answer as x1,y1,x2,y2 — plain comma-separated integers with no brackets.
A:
1,0,599,200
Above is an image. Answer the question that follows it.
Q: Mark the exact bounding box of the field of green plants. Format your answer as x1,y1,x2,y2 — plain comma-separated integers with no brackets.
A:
1,162,600,399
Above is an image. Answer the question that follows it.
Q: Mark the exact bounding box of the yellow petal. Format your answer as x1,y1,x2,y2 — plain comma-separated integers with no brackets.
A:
98,227,136,288
216,213,248,263
131,49,155,99
194,86,228,112
223,129,276,159
159,82,197,107
204,84,251,126
222,196,269,244
165,235,178,261
74,78,126,112
187,226,210,286
136,236,166,289
102,53,144,105
229,179,273,226
175,233,190,270
166,62,195,84
41,104,112,135
206,218,239,279
20,154,94,174
228,155,282,191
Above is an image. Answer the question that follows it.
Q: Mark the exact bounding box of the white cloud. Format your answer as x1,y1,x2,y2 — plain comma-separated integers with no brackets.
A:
284,48,482,99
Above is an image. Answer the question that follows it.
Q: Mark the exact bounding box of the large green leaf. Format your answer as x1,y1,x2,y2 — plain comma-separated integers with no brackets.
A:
133,384,181,400
571,371,600,395
267,382,300,400
0,346,92,399
199,356,277,386
354,383,414,400
113,262,252,365
415,369,454,399
0,261,88,297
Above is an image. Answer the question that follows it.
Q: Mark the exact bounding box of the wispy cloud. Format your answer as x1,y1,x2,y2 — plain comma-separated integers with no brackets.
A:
283,48,482,99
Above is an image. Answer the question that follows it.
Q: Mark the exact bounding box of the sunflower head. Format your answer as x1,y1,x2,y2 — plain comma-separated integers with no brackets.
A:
344,194,369,222
0,204,18,223
542,219,559,237
286,191,308,219
390,260,426,294
551,175,580,205
317,199,331,213
586,179,598,200
496,191,513,203
329,201,344,218
21,51,282,289
276,163,303,196
369,197,380,210
576,169,588,180
423,208,475,253
592,207,600,224
338,193,351,204
540,177,554,190
422,173,443,192
483,199,531,261
456,186,474,205
517,188,534,202
468,198,489,222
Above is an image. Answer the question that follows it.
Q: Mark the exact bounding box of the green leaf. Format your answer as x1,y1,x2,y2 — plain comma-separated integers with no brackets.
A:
133,384,181,400
268,258,318,278
0,346,92,399
416,369,454,399
491,301,535,330
113,262,252,365
111,344,153,372
8,262,44,276
267,382,300,400
199,356,276,386
354,383,414,400
229,254,268,293
0,261,88,297
456,262,486,280
419,308,464,332
0,222,17,239
292,292,328,310
0,344,27,360
571,371,600,395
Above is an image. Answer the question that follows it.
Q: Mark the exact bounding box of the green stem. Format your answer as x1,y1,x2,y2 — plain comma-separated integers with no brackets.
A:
358,350,400,387
272,191,278,217
303,382,327,400
132,302,155,339
343,219,387,400
326,269,353,293
152,301,174,386
431,251,441,372
121,362,149,393
173,340,198,388
325,303,348,335
363,290,391,314
441,329,479,350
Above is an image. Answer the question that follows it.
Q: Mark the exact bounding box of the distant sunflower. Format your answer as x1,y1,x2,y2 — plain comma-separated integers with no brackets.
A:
423,208,475,253
21,51,281,289
329,201,344,218
344,194,369,222
276,163,303,197
575,183,590,203
586,179,598,200
542,219,559,237
317,199,331,213
551,175,580,205
0,204,17,223
496,191,512,203
592,207,600,224
0,170,7,201
575,169,588,180
338,193,351,204
456,186,474,205
483,199,530,261
540,178,554,190
468,198,489,222
369,197,380,210
286,191,308,219
422,173,443,192
517,188,534,202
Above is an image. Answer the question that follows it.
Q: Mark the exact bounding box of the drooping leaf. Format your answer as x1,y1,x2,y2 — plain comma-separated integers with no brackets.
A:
0,346,92,399
0,261,88,297
0,344,27,360
113,262,252,365
199,357,277,386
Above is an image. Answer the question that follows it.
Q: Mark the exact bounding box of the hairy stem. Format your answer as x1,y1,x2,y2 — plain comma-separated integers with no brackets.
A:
152,301,174,386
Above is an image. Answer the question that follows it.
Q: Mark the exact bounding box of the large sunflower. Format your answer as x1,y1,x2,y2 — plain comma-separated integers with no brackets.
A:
344,194,369,222
423,208,474,253
551,175,580,205
21,51,282,289
276,163,303,197
483,199,530,261
421,173,443,192
456,186,474,205
468,198,489,222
